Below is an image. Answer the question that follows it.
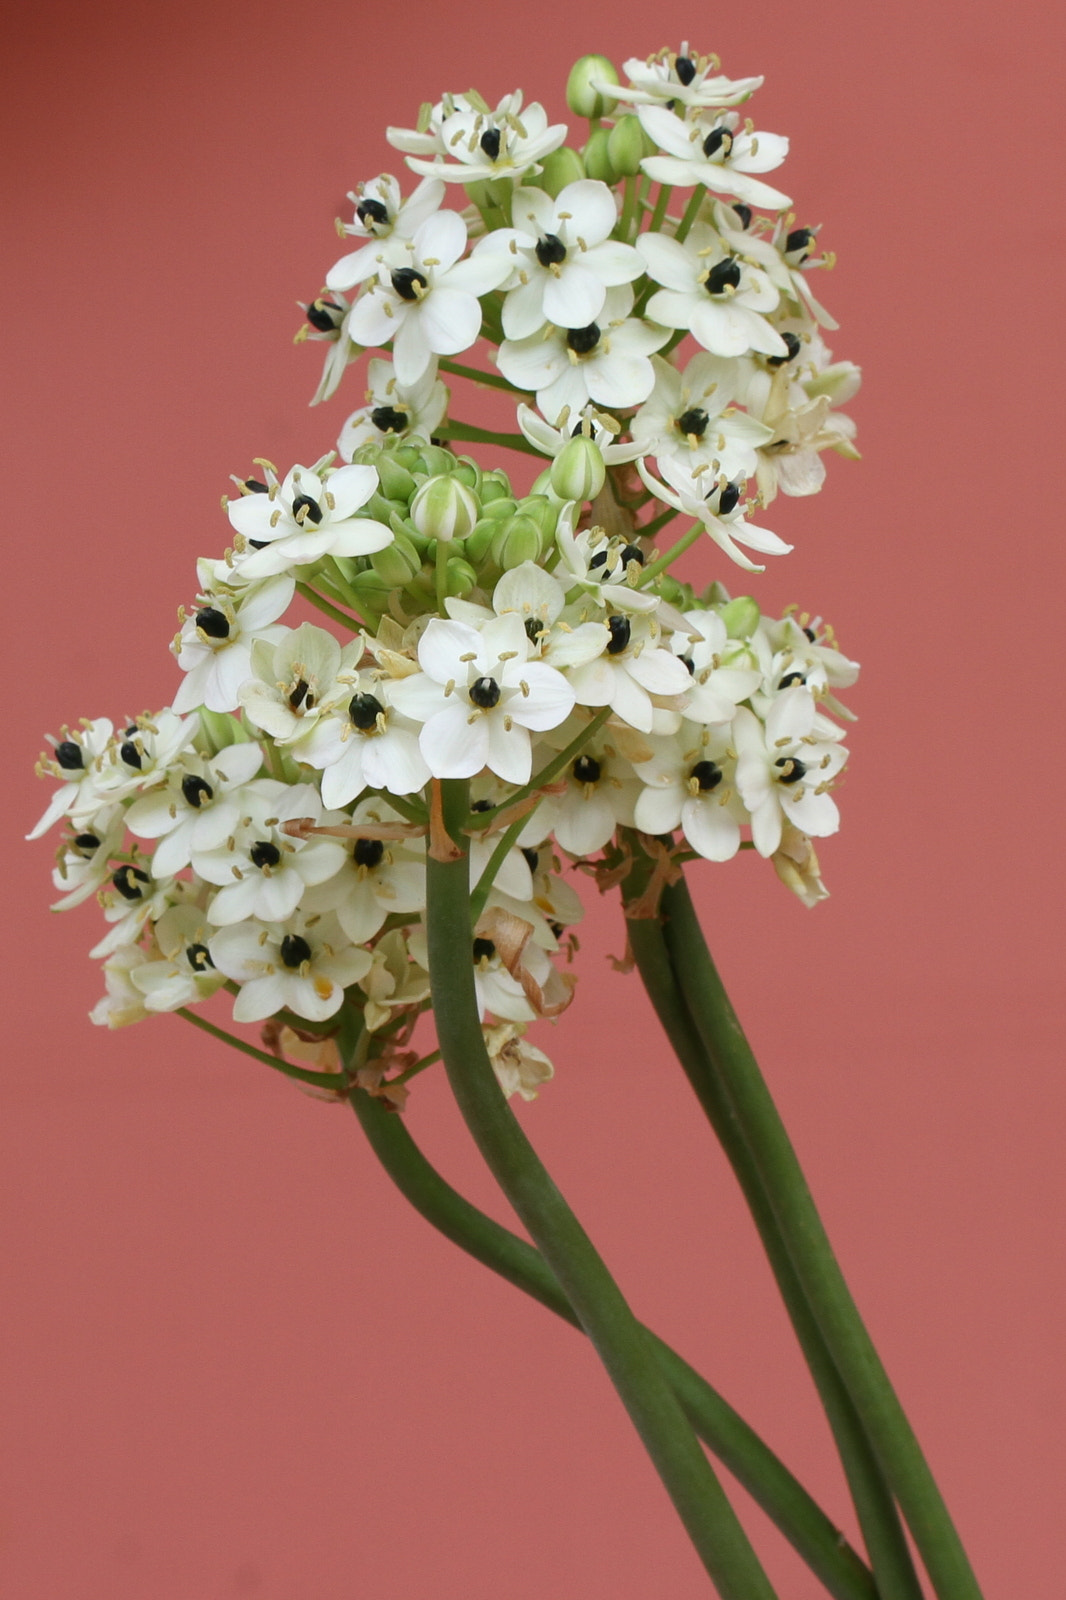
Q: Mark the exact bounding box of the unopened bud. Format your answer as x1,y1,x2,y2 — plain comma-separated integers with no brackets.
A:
566,54,619,119
490,514,544,570
532,146,586,197
412,444,460,478
411,475,480,542
197,707,252,756
373,453,417,503
478,472,513,507
718,595,761,640
607,114,648,178
370,532,421,587
583,127,617,185
550,434,606,502
445,556,478,598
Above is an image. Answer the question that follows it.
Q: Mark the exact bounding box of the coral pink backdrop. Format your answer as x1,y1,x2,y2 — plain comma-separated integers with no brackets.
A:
4,2,1063,1596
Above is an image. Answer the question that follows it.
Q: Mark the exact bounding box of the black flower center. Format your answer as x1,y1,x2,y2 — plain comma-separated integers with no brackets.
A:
702,126,734,160
521,847,539,872
469,676,501,709
348,692,385,731
479,127,502,160
187,943,214,972
674,55,697,85
353,837,385,869
242,477,269,494
620,543,645,567
767,332,802,369
690,759,723,792
291,492,323,525
710,481,742,517
572,754,601,784
606,615,631,655
472,937,496,962
677,406,709,438
785,227,815,262
779,671,806,689
288,678,310,709
280,933,312,968
55,740,84,770
524,617,545,644
73,832,100,854
391,267,429,301
731,202,753,229
306,298,341,332
705,257,741,296
181,773,214,808
567,323,601,355
112,864,150,901
535,232,567,268
357,197,390,228
119,740,143,769
371,405,408,433
195,606,230,640
775,756,807,785
250,840,282,869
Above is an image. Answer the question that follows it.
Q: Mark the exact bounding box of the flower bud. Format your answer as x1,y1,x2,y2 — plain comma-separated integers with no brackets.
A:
350,572,394,613
489,514,544,570
373,453,417,503
532,146,586,198
411,475,480,542
718,595,761,640
451,459,481,490
583,127,618,185
445,556,478,598
550,434,606,502
370,532,421,587
566,54,619,119
412,444,460,478
478,472,513,507
517,494,561,542
607,114,648,178
197,707,252,756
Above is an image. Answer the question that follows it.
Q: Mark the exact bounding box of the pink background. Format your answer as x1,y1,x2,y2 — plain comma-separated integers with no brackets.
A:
4,1,1064,1595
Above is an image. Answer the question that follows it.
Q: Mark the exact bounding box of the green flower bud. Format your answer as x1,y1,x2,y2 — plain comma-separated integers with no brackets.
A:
718,595,761,640
517,494,561,541
532,145,586,197
370,532,421,587
196,707,252,756
373,453,417,503
550,434,606,502
566,54,619,119
411,475,480,542
413,444,459,478
489,513,544,570
451,459,481,490
445,556,478,598
478,471,513,506
350,572,394,611
607,114,648,178
583,127,617,185
463,519,502,564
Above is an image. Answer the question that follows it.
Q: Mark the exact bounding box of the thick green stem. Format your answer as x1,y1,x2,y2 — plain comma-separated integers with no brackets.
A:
348,1082,875,1600
426,783,779,1599
439,419,541,458
674,185,707,244
641,520,705,583
438,357,515,393
625,910,925,1600
660,877,985,1600
294,581,363,634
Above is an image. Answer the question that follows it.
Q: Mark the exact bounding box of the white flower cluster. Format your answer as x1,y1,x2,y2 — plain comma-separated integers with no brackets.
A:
33,47,859,1103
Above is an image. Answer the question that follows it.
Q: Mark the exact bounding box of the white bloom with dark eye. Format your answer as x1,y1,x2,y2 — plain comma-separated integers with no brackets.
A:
446,561,608,674
325,174,447,292
50,807,126,910
238,623,359,743
301,797,426,945
393,90,567,185
226,459,393,580
89,945,152,1029
671,609,762,725
516,402,641,465
757,613,859,722
92,710,199,805
295,669,431,806
631,352,772,480
713,204,839,329
91,863,176,959
301,291,358,407
359,928,432,1032
565,610,693,735
483,1021,554,1101
124,740,264,877
600,47,763,110
481,181,643,338
347,210,510,387
210,910,372,1024
740,329,862,503
388,614,575,786
637,453,792,573
337,357,449,460
523,718,644,857
632,723,745,861
196,781,347,928
171,576,294,713
638,105,791,210
637,223,787,359
497,284,668,417
129,903,225,1013
28,718,116,840
733,688,848,857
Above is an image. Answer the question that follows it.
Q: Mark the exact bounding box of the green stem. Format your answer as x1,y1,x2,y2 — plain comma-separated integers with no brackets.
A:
438,358,515,394
438,420,541,458
639,506,680,541
648,182,673,236
619,174,640,242
425,786,780,1599
435,536,449,616
625,904,925,1600
177,1007,344,1091
464,708,613,831
469,799,543,925
674,185,707,244
294,581,363,634
348,1082,875,1600
660,877,985,1600
641,521,705,583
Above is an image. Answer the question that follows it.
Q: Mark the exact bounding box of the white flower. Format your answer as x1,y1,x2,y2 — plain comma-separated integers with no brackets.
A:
129,903,225,1013
337,357,448,460
226,459,393,579
637,454,792,574
91,862,176,958
195,781,348,927
632,723,745,861
600,47,763,111
325,174,447,292
631,352,773,480
638,106,791,211
388,614,575,785
89,945,152,1028
210,910,371,1024
525,717,644,856
516,402,641,466
565,610,692,735
124,740,264,877
497,284,668,417
637,223,787,359
171,575,293,713
347,210,510,386
238,623,357,743
392,90,567,185
672,609,762,724
483,1021,554,1100
733,688,848,857
50,807,126,910
302,797,426,944
482,181,643,338
295,668,432,807
28,718,116,840
358,928,431,1032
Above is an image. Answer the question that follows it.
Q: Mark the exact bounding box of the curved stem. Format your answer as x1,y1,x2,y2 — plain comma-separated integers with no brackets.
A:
660,877,985,1600
438,419,541,459
177,1008,343,1091
348,1082,875,1600
426,782,779,1599
625,910,925,1600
